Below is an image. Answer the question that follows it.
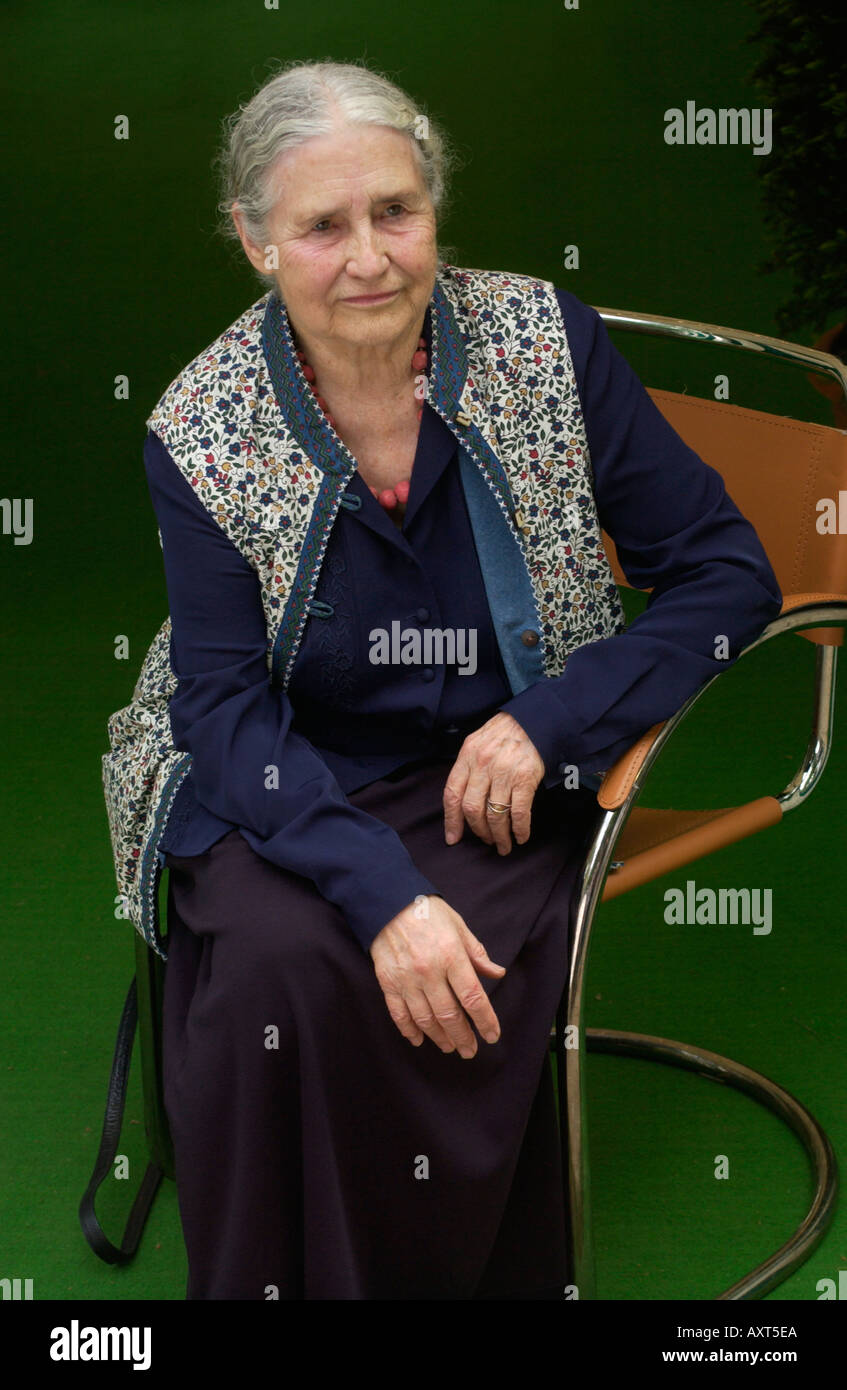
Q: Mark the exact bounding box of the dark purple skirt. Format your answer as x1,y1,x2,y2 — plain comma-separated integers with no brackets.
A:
161,755,600,1300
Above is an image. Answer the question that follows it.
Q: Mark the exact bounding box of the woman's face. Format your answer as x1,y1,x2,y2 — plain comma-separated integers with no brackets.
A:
235,123,439,356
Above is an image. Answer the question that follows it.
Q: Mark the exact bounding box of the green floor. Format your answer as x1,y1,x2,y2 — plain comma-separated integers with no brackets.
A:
2,0,844,1302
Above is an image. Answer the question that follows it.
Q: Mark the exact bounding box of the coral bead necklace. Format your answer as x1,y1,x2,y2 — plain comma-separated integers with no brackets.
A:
296,336,428,511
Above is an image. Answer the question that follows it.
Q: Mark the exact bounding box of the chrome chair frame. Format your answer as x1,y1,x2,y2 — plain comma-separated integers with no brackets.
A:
557,307,847,1300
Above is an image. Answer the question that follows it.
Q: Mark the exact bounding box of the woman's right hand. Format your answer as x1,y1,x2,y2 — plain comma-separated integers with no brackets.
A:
369,897,506,1058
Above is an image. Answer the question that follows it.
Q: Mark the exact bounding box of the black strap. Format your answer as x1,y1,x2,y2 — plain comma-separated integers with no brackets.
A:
78,976,164,1264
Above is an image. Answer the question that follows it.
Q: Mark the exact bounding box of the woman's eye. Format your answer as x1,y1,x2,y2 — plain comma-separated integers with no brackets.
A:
310,206,404,233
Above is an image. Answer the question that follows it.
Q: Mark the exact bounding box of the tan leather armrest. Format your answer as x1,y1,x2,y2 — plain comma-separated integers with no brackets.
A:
779,590,847,612
597,722,666,810
780,591,847,646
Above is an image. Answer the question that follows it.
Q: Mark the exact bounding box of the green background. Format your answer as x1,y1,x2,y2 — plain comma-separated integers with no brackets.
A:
2,0,844,1301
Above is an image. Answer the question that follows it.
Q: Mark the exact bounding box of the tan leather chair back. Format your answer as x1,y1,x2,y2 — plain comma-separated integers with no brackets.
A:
600,390,847,646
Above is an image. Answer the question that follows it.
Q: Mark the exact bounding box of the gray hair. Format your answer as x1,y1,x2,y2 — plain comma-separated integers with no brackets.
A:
214,59,459,284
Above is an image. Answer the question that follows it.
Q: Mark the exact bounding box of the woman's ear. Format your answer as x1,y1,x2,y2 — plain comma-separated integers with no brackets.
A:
231,203,272,276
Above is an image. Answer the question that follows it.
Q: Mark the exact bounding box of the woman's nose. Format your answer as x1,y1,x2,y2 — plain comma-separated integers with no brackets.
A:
345,225,389,276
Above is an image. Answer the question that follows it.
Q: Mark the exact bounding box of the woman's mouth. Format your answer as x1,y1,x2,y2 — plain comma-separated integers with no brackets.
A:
342,290,399,304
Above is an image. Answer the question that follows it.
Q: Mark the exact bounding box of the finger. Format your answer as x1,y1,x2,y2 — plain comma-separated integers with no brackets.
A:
508,774,535,845
462,760,495,844
485,801,512,855
460,925,507,977
485,768,514,855
446,955,502,1044
443,752,471,845
381,987,425,1046
471,954,508,977
423,979,479,1057
405,987,458,1053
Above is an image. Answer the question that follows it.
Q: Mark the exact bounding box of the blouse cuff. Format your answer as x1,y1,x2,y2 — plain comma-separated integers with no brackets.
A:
500,681,576,791
501,681,610,794
344,870,446,953
236,815,444,954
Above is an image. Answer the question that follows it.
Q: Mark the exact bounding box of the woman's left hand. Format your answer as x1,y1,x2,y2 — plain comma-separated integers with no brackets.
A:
443,712,545,854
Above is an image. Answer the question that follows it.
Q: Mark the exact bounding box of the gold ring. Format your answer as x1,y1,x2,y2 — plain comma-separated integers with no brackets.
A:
486,799,511,815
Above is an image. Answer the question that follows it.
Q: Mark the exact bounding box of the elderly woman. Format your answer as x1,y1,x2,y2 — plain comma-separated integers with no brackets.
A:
103,59,782,1300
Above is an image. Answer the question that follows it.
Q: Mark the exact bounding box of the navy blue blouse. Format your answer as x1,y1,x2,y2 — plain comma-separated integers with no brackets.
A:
146,287,783,951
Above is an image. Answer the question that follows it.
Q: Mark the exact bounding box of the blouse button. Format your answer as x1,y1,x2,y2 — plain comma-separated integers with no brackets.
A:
415,607,430,622
422,668,435,682
521,629,540,647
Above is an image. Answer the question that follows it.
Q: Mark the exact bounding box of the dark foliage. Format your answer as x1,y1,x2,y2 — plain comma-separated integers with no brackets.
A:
746,0,847,340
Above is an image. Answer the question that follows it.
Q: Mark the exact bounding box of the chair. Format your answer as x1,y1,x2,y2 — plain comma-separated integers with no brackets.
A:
81,309,847,1293
555,306,847,1300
